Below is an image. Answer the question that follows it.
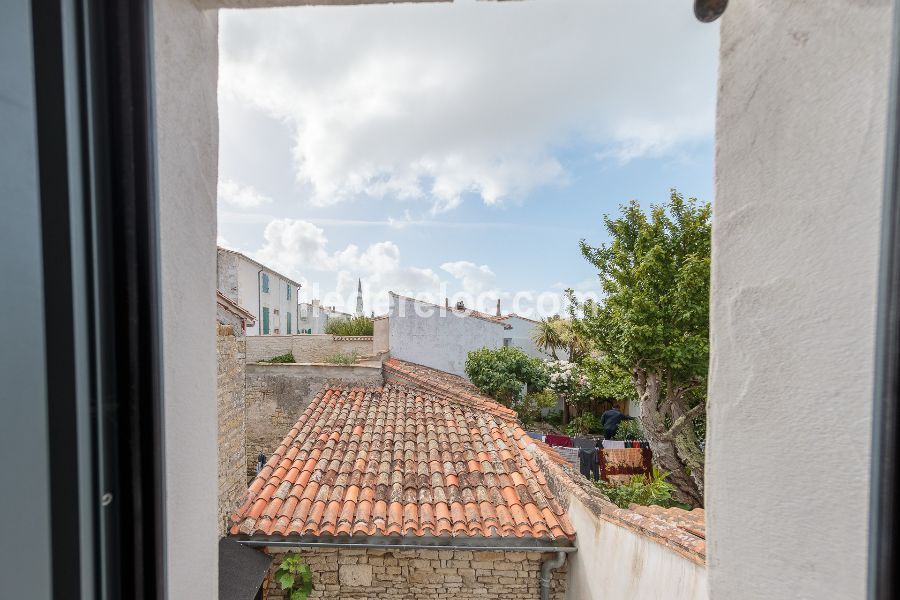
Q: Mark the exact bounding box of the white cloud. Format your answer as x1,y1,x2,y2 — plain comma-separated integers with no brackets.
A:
252,218,442,313
219,1,717,211
218,178,273,209
441,261,497,295
250,217,604,316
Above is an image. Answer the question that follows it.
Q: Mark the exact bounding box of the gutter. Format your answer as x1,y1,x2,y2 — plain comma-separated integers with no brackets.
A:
234,536,577,554
539,551,567,600
235,536,575,598
257,268,262,335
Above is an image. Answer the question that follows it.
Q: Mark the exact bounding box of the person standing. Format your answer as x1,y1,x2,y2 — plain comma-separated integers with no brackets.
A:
600,406,636,440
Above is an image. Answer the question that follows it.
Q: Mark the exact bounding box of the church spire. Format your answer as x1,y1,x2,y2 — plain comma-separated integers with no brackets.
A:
355,278,364,316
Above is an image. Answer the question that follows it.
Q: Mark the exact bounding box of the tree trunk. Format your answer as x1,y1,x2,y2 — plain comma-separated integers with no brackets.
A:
633,369,704,507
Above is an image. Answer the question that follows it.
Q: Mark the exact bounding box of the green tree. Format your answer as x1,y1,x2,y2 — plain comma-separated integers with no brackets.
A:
464,346,548,407
325,315,374,336
571,190,710,507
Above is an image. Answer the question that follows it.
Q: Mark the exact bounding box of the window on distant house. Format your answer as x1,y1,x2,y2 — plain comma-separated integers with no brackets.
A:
262,307,269,335
261,273,269,293
504,338,512,347
287,312,292,334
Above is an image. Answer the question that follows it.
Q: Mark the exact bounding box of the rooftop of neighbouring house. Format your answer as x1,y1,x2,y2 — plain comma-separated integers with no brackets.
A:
216,290,256,324
382,357,518,421
217,245,303,288
388,292,513,329
498,313,541,325
229,383,575,546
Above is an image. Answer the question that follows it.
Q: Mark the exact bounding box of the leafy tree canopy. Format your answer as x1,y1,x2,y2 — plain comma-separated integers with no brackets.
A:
464,346,548,407
571,189,710,507
572,190,710,389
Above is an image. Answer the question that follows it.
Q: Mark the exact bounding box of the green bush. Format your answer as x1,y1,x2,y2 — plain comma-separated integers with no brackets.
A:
613,419,646,441
565,413,603,436
323,351,359,365
260,352,295,363
325,316,374,336
518,389,558,426
274,553,312,600
545,409,563,428
595,467,683,509
465,346,549,407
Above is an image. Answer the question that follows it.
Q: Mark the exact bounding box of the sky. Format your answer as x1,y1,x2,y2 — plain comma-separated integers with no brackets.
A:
217,0,719,318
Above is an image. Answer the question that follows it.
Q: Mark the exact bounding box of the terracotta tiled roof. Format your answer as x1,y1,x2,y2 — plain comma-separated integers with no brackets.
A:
230,385,575,544
610,505,706,561
383,358,518,421
216,290,256,324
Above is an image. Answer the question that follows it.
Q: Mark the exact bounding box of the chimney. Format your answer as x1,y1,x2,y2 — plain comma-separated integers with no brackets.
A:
455,300,466,311
496,299,501,317
445,297,449,309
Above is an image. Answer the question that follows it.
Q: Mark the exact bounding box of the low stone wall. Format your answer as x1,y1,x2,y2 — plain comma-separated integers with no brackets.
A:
244,363,383,478
217,329,246,535
263,547,567,600
245,334,374,363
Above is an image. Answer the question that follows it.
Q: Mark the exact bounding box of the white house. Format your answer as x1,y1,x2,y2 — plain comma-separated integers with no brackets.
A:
496,313,546,359
385,292,511,377
297,300,352,334
216,247,300,336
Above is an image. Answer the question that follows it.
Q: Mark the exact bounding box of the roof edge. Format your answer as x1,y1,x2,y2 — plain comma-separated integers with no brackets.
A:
388,291,513,328
231,533,575,551
218,246,303,288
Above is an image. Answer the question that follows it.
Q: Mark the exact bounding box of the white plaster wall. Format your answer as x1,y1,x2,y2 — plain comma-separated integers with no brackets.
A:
566,498,707,600
154,0,219,598
388,294,507,376
708,2,891,598
237,258,261,335
502,315,545,359
373,317,390,353
242,260,299,336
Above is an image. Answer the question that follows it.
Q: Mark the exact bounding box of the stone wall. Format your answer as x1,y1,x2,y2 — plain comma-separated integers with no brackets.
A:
245,334,374,363
217,327,247,536
244,363,383,477
263,547,567,600
216,303,246,337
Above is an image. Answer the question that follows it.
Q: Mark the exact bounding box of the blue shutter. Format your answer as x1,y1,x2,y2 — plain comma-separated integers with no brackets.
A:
286,312,292,334
262,307,269,334
287,285,291,300
262,273,269,293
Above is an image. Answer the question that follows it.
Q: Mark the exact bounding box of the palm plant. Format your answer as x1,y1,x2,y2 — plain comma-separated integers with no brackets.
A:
533,316,565,359
533,316,590,363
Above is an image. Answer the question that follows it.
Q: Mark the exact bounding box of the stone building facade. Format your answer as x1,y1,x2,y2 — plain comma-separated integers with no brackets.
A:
263,547,567,600
217,325,247,535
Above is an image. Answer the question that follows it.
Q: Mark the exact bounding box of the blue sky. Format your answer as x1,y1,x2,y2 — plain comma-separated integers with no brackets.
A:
217,1,718,317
